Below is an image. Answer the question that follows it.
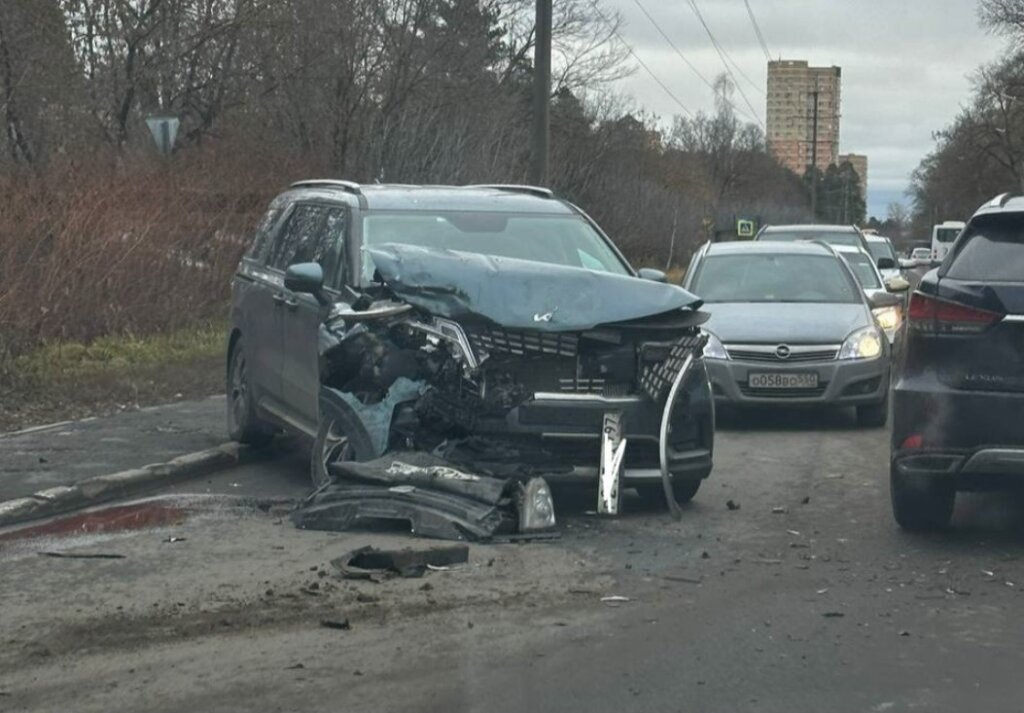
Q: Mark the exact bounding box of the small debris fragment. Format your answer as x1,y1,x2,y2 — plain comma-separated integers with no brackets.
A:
800,496,810,505
163,536,186,543
898,630,910,637
816,588,829,595
726,500,740,511
38,551,125,560
320,618,351,631
467,621,474,629
786,529,801,536
286,663,305,670
600,595,632,604
353,670,364,676
701,551,710,559
981,569,995,577
822,611,845,618
356,593,379,603
663,574,703,584
771,506,788,514
419,582,434,592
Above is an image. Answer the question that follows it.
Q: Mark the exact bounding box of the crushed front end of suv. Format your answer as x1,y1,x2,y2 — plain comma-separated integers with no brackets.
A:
228,182,715,540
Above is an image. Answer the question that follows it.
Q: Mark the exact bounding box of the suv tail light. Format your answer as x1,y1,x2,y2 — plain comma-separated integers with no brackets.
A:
907,291,1003,334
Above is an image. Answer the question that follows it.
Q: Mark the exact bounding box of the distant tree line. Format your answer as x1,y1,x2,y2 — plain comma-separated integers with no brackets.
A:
910,0,1024,235
0,0,815,360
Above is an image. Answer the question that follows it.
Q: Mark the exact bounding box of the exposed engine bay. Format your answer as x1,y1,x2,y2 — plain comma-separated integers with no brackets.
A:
292,245,712,541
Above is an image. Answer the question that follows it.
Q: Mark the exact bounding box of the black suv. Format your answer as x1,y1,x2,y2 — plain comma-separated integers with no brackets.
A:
891,193,1024,529
228,181,714,506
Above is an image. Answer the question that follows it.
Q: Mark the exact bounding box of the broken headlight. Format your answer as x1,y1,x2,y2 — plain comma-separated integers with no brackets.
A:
702,332,728,360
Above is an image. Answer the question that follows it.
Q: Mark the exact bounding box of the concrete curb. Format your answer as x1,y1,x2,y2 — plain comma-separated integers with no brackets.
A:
0,442,255,528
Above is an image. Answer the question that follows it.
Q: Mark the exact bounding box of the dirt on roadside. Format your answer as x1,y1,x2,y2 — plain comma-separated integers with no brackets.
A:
0,353,223,432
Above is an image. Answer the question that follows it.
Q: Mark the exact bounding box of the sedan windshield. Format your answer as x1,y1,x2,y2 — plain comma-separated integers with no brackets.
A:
840,251,883,289
692,254,861,304
361,212,629,281
867,240,896,264
761,230,863,249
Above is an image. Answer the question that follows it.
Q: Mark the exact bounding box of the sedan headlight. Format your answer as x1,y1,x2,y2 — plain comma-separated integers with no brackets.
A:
872,305,902,332
703,331,728,360
838,326,884,360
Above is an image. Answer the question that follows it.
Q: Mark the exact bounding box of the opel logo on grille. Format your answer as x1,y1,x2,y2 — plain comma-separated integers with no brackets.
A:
775,344,791,359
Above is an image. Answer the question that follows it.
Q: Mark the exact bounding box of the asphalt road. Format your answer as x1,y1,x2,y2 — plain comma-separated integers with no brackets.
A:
4,406,1024,713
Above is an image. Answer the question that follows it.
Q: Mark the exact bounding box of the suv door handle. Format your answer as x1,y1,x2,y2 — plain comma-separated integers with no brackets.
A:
271,293,286,306
283,298,299,310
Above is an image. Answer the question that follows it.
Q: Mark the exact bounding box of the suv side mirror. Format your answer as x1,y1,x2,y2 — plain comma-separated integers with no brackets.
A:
869,291,901,309
877,257,896,270
638,268,667,283
285,262,329,305
884,275,910,293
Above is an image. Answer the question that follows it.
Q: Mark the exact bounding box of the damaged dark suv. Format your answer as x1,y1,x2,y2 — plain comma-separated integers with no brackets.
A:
227,181,714,517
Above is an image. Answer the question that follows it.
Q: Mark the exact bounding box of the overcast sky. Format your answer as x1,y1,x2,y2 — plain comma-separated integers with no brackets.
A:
600,0,1003,218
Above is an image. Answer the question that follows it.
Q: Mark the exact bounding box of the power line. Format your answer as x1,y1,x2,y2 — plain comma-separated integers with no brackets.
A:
684,0,764,127
743,0,772,61
629,0,757,124
686,0,764,98
587,0,694,118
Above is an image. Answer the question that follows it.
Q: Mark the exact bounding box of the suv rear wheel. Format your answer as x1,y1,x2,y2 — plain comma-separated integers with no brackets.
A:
227,339,274,446
890,465,955,531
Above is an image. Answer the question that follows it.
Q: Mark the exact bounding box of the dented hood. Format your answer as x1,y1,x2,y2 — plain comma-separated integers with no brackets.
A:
367,244,702,331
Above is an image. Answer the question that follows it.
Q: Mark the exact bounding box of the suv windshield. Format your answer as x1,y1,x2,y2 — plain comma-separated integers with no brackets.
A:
361,211,629,281
946,215,1024,282
692,254,861,304
840,251,882,289
760,230,864,249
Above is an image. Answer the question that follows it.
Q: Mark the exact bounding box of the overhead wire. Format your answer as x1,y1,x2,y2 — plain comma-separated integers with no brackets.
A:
629,0,757,124
743,0,772,61
684,0,765,128
586,0,695,118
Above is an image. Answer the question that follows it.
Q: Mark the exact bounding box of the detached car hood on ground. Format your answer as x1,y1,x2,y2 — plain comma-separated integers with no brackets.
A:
702,302,868,344
368,244,703,331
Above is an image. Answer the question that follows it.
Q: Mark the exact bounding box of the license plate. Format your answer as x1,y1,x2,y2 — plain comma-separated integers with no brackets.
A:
748,372,818,389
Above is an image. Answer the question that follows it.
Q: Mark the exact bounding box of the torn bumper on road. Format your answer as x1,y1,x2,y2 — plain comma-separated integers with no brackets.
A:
295,245,714,539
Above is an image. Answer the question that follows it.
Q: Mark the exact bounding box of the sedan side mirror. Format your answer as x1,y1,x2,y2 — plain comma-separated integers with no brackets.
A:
638,268,667,283
884,275,910,293
285,262,330,305
869,291,901,309
877,257,896,270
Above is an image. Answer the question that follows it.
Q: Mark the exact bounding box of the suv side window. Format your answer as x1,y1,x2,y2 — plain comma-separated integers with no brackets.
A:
267,204,329,271
247,207,281,262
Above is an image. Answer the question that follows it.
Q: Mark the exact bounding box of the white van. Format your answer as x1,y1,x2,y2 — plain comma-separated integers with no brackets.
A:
931,220,964,262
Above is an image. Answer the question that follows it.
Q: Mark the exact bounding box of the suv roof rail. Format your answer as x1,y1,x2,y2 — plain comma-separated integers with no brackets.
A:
290,179,362,195
985,192,1014,208
464,184,554,199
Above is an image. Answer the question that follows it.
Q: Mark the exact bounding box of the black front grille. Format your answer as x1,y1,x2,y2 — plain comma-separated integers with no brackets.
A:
468,328,578,358
639,333,707,402
726,348,837,363
739,383,828,398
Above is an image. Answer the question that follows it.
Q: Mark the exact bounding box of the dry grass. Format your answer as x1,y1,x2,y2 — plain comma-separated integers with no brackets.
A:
0,148,307,379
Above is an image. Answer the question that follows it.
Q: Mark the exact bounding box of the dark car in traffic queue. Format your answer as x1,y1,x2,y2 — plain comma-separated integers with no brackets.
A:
227,181,715,508
891,193,1024,530
682,240,899,427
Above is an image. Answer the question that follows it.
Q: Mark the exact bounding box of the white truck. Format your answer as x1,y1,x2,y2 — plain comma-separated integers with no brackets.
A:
931,220,965,262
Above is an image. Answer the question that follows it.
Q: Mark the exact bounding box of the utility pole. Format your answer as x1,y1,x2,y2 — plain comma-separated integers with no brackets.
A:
809,85,819,219
530,0,552,186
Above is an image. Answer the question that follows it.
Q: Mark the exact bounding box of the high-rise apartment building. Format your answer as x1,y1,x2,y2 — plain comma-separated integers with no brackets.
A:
766,60,841,176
